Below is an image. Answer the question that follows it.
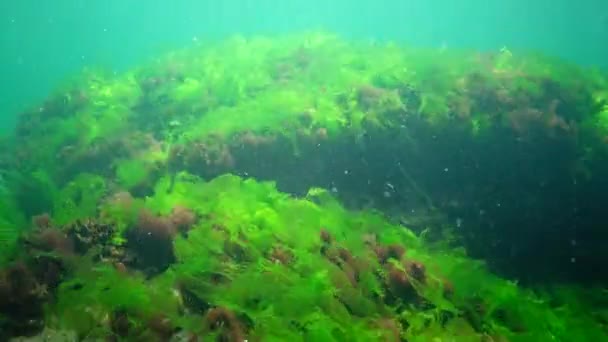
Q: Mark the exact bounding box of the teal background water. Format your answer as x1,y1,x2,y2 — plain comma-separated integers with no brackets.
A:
1,0,607,133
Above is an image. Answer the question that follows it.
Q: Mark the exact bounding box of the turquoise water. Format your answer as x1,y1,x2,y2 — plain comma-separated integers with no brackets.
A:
1,0,607,132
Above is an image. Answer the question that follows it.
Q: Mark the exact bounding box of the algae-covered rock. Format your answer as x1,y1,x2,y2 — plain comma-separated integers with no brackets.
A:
1,32,607,341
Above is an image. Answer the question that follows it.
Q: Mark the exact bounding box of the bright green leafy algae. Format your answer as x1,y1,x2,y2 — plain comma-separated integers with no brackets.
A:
34,174,603,340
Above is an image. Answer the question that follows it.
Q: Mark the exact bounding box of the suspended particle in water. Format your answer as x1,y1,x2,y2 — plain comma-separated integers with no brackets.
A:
570,257,576,263
383,182,396,198
172,288,180,299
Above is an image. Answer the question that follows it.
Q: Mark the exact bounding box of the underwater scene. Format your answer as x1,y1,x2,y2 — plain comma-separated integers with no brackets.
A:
2,2,608,342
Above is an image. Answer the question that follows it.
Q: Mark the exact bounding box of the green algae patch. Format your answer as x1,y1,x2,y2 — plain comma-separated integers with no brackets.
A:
57,173,596,341
48,264,180,340
12,32,608,195
0,190,26,265
52,173,107,226
0,172,603,341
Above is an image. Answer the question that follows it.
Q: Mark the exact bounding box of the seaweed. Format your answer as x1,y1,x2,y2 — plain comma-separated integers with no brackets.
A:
0,32,607,340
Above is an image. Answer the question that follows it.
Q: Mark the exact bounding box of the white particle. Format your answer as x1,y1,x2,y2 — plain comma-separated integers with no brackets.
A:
570,257,576,263
444,168,449,172
344,170,349,175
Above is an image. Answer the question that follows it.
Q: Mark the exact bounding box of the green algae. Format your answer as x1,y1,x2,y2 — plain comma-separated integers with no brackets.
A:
52,173,106,226
1,32,607,340
10,32,608,185
42,174,606,340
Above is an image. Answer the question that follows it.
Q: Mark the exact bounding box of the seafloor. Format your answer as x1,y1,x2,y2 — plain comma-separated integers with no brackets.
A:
1,32,608,341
